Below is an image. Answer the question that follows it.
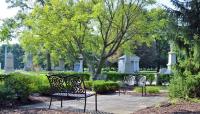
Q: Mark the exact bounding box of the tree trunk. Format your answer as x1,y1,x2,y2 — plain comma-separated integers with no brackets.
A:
94,57,106,80
156,40,161,72
46,51,52,71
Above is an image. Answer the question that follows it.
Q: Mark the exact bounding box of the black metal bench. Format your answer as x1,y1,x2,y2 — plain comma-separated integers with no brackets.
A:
46,74,97,112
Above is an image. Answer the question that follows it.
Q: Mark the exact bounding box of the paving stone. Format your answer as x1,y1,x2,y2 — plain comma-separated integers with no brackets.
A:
21,94,168,114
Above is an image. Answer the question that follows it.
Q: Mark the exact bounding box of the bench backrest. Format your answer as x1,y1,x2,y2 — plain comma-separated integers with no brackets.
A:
63,75,86,94
47,74,86,94
47,75,65,93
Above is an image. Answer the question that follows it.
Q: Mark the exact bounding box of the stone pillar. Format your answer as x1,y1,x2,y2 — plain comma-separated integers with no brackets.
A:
118,56,125,73
4,45,7,70
74,55,83,72
59,59,65,71
79,56,83,72
4,52,14,74
24,53,33,71
167,41,176,74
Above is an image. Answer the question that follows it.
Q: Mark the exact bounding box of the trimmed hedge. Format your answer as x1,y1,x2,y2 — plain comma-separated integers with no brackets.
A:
4,73,50,101
93,80,119,94
135,86,160,94
85,80,119,94
49,72,91,81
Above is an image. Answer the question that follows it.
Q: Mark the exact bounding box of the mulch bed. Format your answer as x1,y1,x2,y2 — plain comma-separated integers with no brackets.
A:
133,101,200,114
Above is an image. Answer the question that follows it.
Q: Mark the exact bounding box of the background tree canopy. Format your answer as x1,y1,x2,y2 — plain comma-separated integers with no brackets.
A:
19,0,157,79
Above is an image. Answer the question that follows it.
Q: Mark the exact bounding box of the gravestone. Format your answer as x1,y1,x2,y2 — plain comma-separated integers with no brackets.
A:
159,41,176,74
118,55,140,73
74,55,83,72
24,53,33,71
4,52,14,73
58,59,65,70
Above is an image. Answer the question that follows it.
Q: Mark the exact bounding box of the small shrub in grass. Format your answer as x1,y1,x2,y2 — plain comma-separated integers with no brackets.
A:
135,86,160,94
93,80,119,94
147,87,160,94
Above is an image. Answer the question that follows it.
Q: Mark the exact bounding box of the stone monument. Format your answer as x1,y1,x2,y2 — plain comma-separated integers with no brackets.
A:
24,53,33,71
4,52,14,73
166,42,176,74
159,41,176,74
74,55,83,72
58,59,65,70
118,55,140,73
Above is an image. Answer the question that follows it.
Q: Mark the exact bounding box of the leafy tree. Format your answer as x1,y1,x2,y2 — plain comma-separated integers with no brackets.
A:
168,0,200,74
21,0,155,79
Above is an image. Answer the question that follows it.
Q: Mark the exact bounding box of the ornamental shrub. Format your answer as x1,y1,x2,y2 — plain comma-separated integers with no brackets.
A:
50,72,91,81
4,73,36,101
135,86,160,94
92,80,119,94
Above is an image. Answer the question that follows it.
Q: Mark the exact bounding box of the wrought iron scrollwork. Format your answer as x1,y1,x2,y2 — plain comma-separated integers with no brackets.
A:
47,75,65,93
64,76,85,94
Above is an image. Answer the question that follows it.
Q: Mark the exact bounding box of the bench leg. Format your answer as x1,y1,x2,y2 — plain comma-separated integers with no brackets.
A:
49,97,52,109
61,97,63,108
84,97,86,112
142,87,144,96
95,93,97,111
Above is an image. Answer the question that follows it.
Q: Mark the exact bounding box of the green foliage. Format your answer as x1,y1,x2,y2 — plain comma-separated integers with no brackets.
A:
84,81,93,90
3,72,50,101
169,72,200,99
169,0,200,75
0,85,16,106
135,86,160,94
0,72,93,102
4,73,36,101
19,0,156,79
92,80,119,94
50,72,91,81
157,74,171,85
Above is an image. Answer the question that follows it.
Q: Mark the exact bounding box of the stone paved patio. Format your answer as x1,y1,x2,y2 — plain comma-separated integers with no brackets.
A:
22,94,168,114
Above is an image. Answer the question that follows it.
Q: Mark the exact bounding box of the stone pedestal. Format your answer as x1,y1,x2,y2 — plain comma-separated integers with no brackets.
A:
74,55,83,72
59,59,65,70
24,53,33,71
167,51,176,74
